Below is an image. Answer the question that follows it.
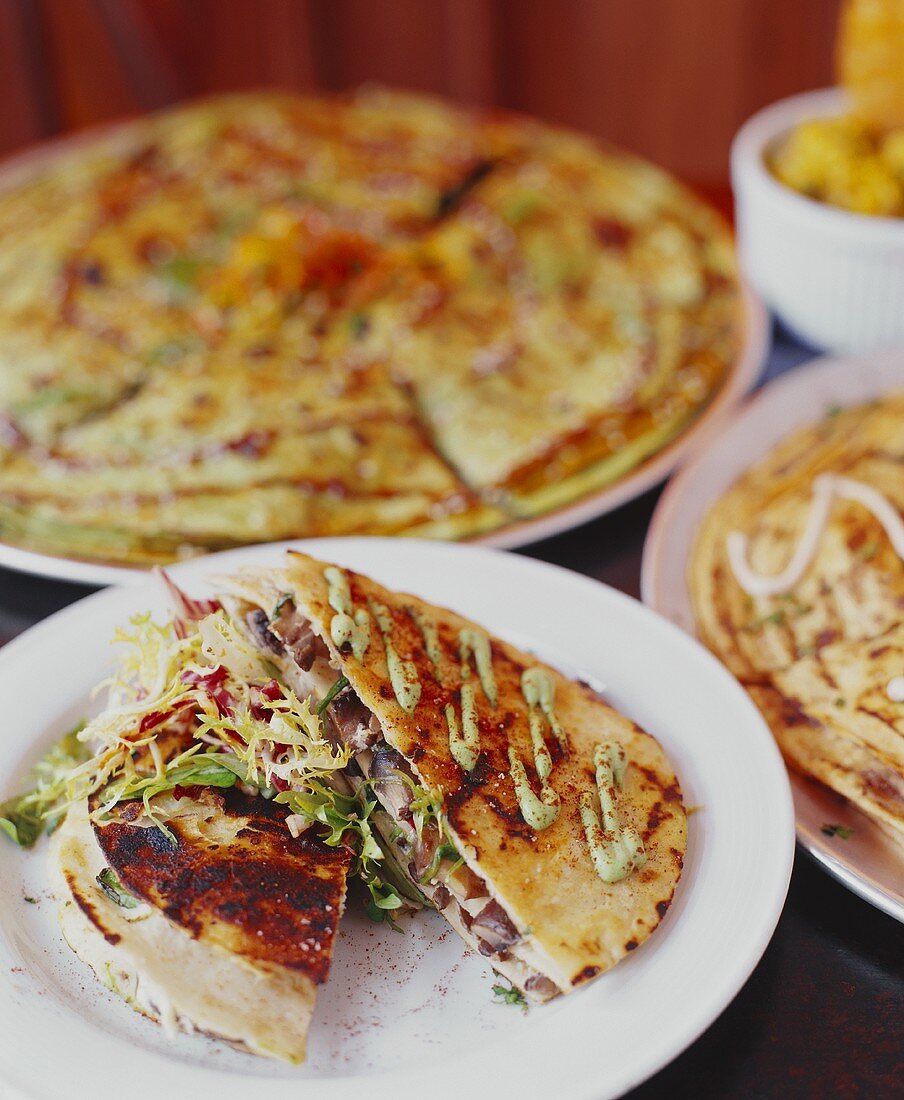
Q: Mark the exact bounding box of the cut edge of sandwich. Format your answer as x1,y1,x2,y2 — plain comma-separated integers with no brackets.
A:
50,800,320,1063
220,573,571,1003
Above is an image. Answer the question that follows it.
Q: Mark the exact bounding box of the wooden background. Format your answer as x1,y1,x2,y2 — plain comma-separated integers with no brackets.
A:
1,0,841,200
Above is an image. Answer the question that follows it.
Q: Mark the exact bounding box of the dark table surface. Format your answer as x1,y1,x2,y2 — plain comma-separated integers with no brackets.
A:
0,326,901,1098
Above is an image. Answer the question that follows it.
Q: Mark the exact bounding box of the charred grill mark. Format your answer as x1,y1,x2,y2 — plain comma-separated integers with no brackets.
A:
860,770,904,811
91,788,349,983
573,964,602,983
64,870,122,946
645,800,669,835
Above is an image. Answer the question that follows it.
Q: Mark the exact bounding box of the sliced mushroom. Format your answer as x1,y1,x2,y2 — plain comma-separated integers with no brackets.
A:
368,745,413,821
245,609,283,655
470,898,521,952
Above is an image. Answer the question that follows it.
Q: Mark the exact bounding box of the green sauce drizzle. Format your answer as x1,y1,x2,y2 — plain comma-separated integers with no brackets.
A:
409,605,444,681
324,566,371,661
370,600,422,714
527,711,553,782
521,668,564,742
580,742,647,884
446,683,481,772
507,747,560,831
459,628,497,707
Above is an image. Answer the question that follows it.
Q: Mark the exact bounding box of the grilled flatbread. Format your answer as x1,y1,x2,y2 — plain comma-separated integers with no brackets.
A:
222,550,686,999
0,88,740,565
52,787,350,1063
690,394,904,843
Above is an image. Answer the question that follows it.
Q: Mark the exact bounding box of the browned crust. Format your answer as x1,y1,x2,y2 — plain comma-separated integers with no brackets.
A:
89,787,351,984
236,550,687,986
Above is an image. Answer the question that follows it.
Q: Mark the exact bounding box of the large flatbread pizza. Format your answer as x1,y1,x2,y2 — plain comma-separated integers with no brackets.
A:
0,89,741,565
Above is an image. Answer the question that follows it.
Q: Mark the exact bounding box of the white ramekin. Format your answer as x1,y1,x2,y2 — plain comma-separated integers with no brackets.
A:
731,87,904,353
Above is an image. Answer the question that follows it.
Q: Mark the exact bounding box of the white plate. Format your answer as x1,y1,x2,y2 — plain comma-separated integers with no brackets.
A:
0,538,793,1099
641,348,904,923
0,102,768,595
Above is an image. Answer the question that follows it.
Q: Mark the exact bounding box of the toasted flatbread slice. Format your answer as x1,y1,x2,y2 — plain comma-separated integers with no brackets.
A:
691,396,904,681
689,393,904,846
221,551,686,999
749,682,904,844
52,787,351,1062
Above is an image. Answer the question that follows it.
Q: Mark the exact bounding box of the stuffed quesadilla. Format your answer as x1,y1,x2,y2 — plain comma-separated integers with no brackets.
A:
0,580,381,1063
690,394,904,846
1,552,686,1060
221,550,686,1000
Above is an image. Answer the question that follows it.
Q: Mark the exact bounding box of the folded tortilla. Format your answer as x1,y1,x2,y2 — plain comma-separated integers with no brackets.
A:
52,786,350,1062
221,550,686,999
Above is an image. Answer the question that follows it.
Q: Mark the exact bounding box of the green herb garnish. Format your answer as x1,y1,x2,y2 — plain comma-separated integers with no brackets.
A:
349,312,369,339
858,541,880,561
502,192,541,225
158,255,202,292
745,609,786,631
316,675,350,716
492,978,528,1009
821,823,854,839
271,593,294,620
96,867,141,909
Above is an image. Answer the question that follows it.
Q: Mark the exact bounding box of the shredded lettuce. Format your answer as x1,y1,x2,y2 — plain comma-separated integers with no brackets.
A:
0,723,90,847
1,598,418,928
275,779,416,927
96,867,141,909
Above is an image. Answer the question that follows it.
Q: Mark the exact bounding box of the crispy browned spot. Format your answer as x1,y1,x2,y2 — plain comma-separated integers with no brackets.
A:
64,868,121,946
573,964,601,983
89,787,350,984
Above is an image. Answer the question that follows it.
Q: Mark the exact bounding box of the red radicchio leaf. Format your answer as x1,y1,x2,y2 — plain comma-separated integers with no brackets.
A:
157,568,222,625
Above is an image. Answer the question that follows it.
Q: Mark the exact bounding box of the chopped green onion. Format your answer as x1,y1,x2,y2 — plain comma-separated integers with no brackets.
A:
316,675,349,716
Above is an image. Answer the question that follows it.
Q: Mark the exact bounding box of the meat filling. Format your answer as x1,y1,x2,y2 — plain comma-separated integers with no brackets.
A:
269,599,329,671
247,600,538,977
325,689,382,753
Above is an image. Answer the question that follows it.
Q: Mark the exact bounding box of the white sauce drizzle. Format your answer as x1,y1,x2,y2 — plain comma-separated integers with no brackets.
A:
727,474,904,598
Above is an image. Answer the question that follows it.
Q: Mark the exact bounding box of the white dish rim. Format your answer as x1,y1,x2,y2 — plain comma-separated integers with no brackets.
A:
0,536,795,1099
